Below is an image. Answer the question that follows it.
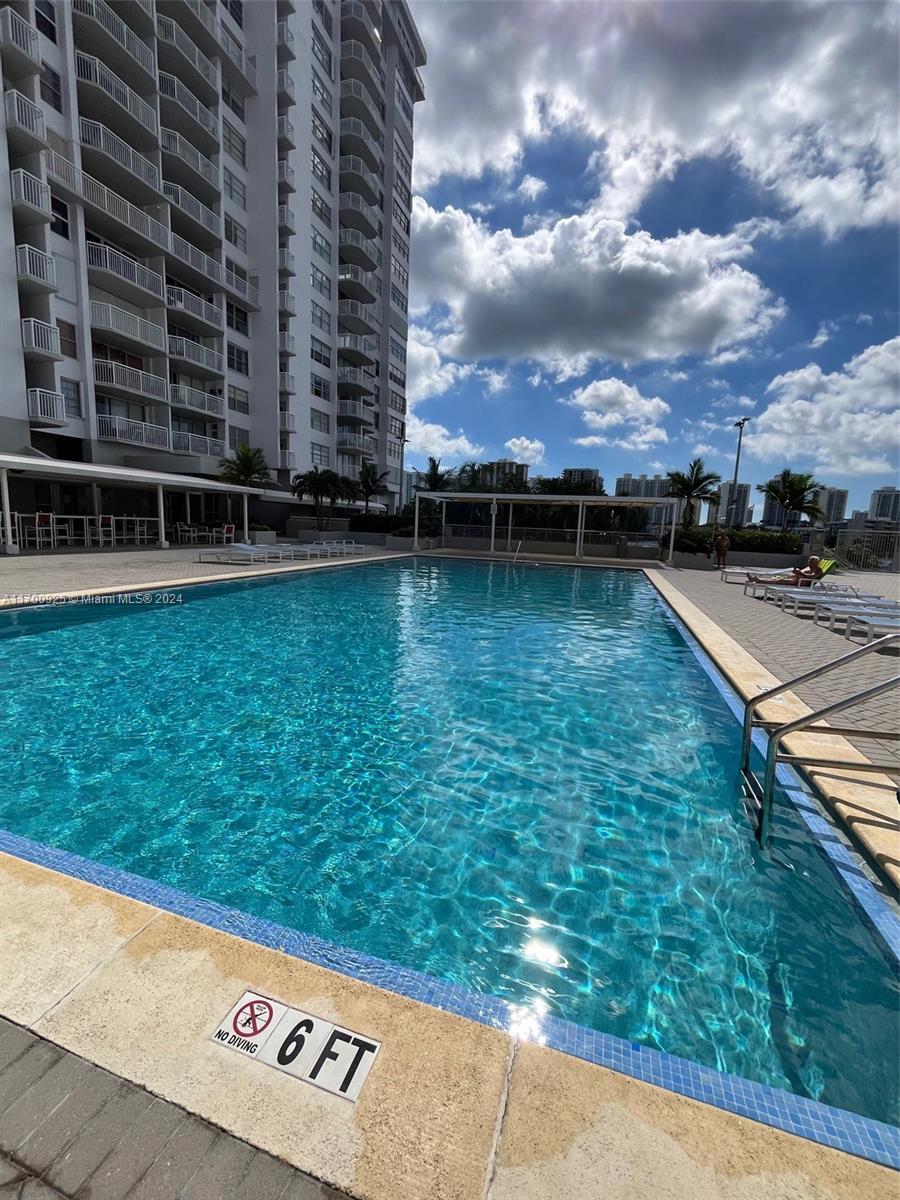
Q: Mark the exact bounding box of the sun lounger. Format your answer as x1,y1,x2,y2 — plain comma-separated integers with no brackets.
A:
198,545,274,564
813,599,900,631
844,613,900,642
722,566,786,583
775,589,882,614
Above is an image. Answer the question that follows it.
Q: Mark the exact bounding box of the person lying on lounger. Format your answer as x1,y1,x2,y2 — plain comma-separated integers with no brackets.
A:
748,556,824,587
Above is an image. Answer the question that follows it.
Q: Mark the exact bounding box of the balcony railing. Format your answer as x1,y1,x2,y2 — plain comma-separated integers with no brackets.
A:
97,413,170,447
10,168,51,218
338,399,375,422
277,160,296,190
158,71,218,139
277,114,295,147
155,15,217,89
27,388,67,423
279,450,296,470
168,335,224,373
161,128,218,187
170,384,225,417
339,154,380,202
16,244,56,289
46,151,170,251
0,7,39,70
166,286,222,327
87,241,164,298
80,119,160,191
4,90,45,143
223,267,259,308
338,263,379,299
278,410,297,432
338,299,378,329
277,22,295,59
341,39,384,92
278,248,296,273
278,331,296,355
337,431,377,454
338,190,380,235
341,1,382,54
94,360,168,402
339,227,378,265
73,0,155,78
90,300,166,350
21,318,61,358
219,32,257,90
278,289,296,313
276,68,295,104
338,365,376,392
277,203,296,233
182,0,217,39
340,116,383,160
169,232,222,285
75,53,157,135
163,182,220,235
340,79,382,133
338,332,376,359
279,371,295,393
172,430,225,456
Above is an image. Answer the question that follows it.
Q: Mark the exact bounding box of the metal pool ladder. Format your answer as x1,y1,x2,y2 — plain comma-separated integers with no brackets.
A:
740,633,900,849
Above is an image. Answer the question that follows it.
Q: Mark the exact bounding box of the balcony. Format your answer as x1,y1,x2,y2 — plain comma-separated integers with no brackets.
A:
338,333,377,365
339,227,378,271
174,0,219,52
168,232,223,289
72,0,156,82
170,384,225,418
338,366,376,395
278,248,296,275
276,21,295,62
173,430,225,456
277,0,296,14
277,160,296,192
339,117,382,172
16,245,57,293
276,68,295,107
279,371,296,393
278,331,296,356
161,128,219,198
97,413,170,448
341,1,382,60
46,151,170,253
219,31,257,95
4,91,46,154
338,298,378,333
339,155,380,204
10,169,52,224
277,114,295,150
168,334,224,377
155,15,218,100
21,319,62,361
166,286,223,334
0,7,40,79
74,53,158,142
163,181,220,243
277,204,296,235
279,410,297,432
87,241,164,302
337,431,376,456
338,398,376,425
94,360,168,403
27,388,68,427
223,267,259,309
341,39,384,96
80,119,161,200
338,191,379,238
279,450,296,470
158,72,218,150
339,79,382,137
90,300,167,352
338,263,378,303
278,289,296,314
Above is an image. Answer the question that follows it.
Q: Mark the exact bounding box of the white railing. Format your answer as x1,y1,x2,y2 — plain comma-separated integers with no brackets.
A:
73,0,155,77
27,389,67,422
158,71,218,138
341,40,384,90
340,79,382,130
279,450,296,469
341,1,382,49
338,333,376,358
277,203,296,231
339,155,380,199
338,190,380,231
338,299,378,328
278,331,296,354
277,22,294,55
16,244,56,287
172,430,225,456
277,160,295,189
97,413,170,447
170,384,224,417
75,53,157,134
10,168,50,215
220,33,257,89
80,119,160,190
834,530,900,572
0,7,39,65
223,267,259,307
276,68,295,102
161,128,218,186
338,399,375,421
90,301,166,350
168,335,224,373
166,286,222,327
278,410,297,432
278,289,296,312
339,227,378,262
338,366,376,391
338,431,377,453
340,116,383,156
277,115,295,144
338,264,378,295
94,360,168,401
155,15,217,88
21,318,60,356
183,0,217,38
46,151,170,249
279,372,295,392
87,241,164,298
278,249,295,273
4,90,45,141
169,232,222,284
162,182,219,234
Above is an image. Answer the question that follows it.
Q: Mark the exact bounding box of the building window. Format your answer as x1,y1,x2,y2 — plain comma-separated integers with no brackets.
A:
310,335,331,367
389,334,407,364
36,0,56,42
312,71,332,114
389,389,406,413
40,63,62,112
312,26,332,76
226,301,249,335
389,415,404,438
395,176,412,209
60,378,81,417
222,76,245,120
311,300,330,333
394,142,411,180
50,194,69,238
310,408,330,433
227,342,249,374
228,384,250,413
312,0,333,37
224,214,247,252
229,424,250,450
311,148,331,190
57,320,77,358
388,439,402,460
311,229,331,263
388,363,406,389
392,197,410,236
392,228,409,261
311,188,332,228
310,262,330,298
390,283,408,314
221,0,243,29
222,120,246,167
311,109,332,155
310,442,330,466
311,372,331,401
391,255,409,290
223,166,246,209
396,79,413,125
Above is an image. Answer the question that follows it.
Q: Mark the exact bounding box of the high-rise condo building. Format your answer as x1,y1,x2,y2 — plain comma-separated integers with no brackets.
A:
715,481,752,526
868,486,900,523
812,486,848,526
561,467,602,490
477,459,530,488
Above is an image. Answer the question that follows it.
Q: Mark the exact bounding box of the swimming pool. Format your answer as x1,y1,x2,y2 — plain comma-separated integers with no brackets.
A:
0,559,896,1128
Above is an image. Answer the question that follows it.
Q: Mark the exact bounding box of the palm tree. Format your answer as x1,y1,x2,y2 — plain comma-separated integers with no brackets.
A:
415,456,454,491
456,460,483,491
757,468,825,531
219,444,272,486
357,462,390,514
292,467,357,530
665,457,722,527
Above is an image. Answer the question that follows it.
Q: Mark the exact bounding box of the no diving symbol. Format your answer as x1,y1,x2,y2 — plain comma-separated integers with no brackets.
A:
232,998,273,1038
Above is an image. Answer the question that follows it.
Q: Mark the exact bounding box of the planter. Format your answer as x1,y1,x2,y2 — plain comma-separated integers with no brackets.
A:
671,551,717,570
248,531,276,545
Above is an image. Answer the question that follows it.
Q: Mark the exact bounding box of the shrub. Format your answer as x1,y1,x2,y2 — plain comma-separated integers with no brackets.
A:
661,527,803,555
248,523,272,532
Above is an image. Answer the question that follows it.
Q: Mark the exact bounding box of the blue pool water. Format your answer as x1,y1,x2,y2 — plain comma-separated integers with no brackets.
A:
0,559,896,1125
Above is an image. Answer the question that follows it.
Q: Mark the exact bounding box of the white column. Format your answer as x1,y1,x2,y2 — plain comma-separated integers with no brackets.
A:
667,502,676,564
413,493,420,549
156,484,169,548
575,501,585,558
185,492,191,524
242,493,249,542
0,469,17,556
506,502,514,551
441,499,446,548
490,501,497,553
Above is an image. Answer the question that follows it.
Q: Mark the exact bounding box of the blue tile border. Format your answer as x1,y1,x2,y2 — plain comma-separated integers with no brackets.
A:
1,559,898,1169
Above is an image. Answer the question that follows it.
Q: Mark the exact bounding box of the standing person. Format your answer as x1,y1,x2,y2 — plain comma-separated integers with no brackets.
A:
714,529,731,569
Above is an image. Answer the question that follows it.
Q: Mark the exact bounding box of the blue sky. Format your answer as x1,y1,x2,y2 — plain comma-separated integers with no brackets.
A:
403,0,899,513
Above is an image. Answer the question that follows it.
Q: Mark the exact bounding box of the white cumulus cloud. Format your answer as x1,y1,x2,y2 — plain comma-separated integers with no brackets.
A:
504,436,545,464
517,174,548,202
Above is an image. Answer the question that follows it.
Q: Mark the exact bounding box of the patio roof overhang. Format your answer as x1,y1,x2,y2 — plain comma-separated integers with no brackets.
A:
416,491,676,507
0,453,263,496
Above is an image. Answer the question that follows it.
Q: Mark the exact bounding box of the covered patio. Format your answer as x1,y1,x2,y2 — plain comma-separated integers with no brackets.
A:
0,454,262,555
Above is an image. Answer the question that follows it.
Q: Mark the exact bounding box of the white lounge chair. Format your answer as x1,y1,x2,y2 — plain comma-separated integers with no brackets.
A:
844,613,900,642
812,599,900,632
775,589,882,615
721,566,788,583
198,543,276,564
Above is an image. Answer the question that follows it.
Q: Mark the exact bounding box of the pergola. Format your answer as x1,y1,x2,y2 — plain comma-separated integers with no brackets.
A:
0,454,263,554
413,491,679,563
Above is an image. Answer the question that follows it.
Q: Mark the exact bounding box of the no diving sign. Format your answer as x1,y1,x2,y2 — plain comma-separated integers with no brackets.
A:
211,991,380,1103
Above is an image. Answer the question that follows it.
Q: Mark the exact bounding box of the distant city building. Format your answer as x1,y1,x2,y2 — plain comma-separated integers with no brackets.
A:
868,486,900,523
401,469,420,507
478,459,530,488
761,482,801,528
812,487,849,525
562,467,602,490
615,472,680,526
715,482,752,526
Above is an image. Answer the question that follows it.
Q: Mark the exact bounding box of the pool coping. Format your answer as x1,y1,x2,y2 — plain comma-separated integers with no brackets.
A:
0,557,897,1171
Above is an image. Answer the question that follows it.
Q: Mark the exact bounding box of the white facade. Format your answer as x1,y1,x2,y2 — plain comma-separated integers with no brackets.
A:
0,0,424,513
614,472,682,526
478,459,529,488
812,485,848,526
868,486,900,523
715,481,752,526
561,466,602,490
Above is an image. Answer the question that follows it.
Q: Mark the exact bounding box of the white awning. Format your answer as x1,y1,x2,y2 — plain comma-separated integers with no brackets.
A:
417,491,677,507
0,454,263,495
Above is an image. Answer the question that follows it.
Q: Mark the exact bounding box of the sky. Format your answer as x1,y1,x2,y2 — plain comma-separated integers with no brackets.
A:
402,0,899,513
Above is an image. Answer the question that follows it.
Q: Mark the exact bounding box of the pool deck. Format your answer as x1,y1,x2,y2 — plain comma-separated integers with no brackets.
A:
0,550,897,1198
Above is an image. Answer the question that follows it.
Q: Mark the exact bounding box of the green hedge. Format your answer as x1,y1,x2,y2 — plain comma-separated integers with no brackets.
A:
663,527,803,555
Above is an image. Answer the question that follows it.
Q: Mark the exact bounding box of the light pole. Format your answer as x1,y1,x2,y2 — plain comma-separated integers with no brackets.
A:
726,417,751,529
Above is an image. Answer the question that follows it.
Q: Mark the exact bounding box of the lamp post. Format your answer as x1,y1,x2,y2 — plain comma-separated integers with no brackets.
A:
726,417,751,529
